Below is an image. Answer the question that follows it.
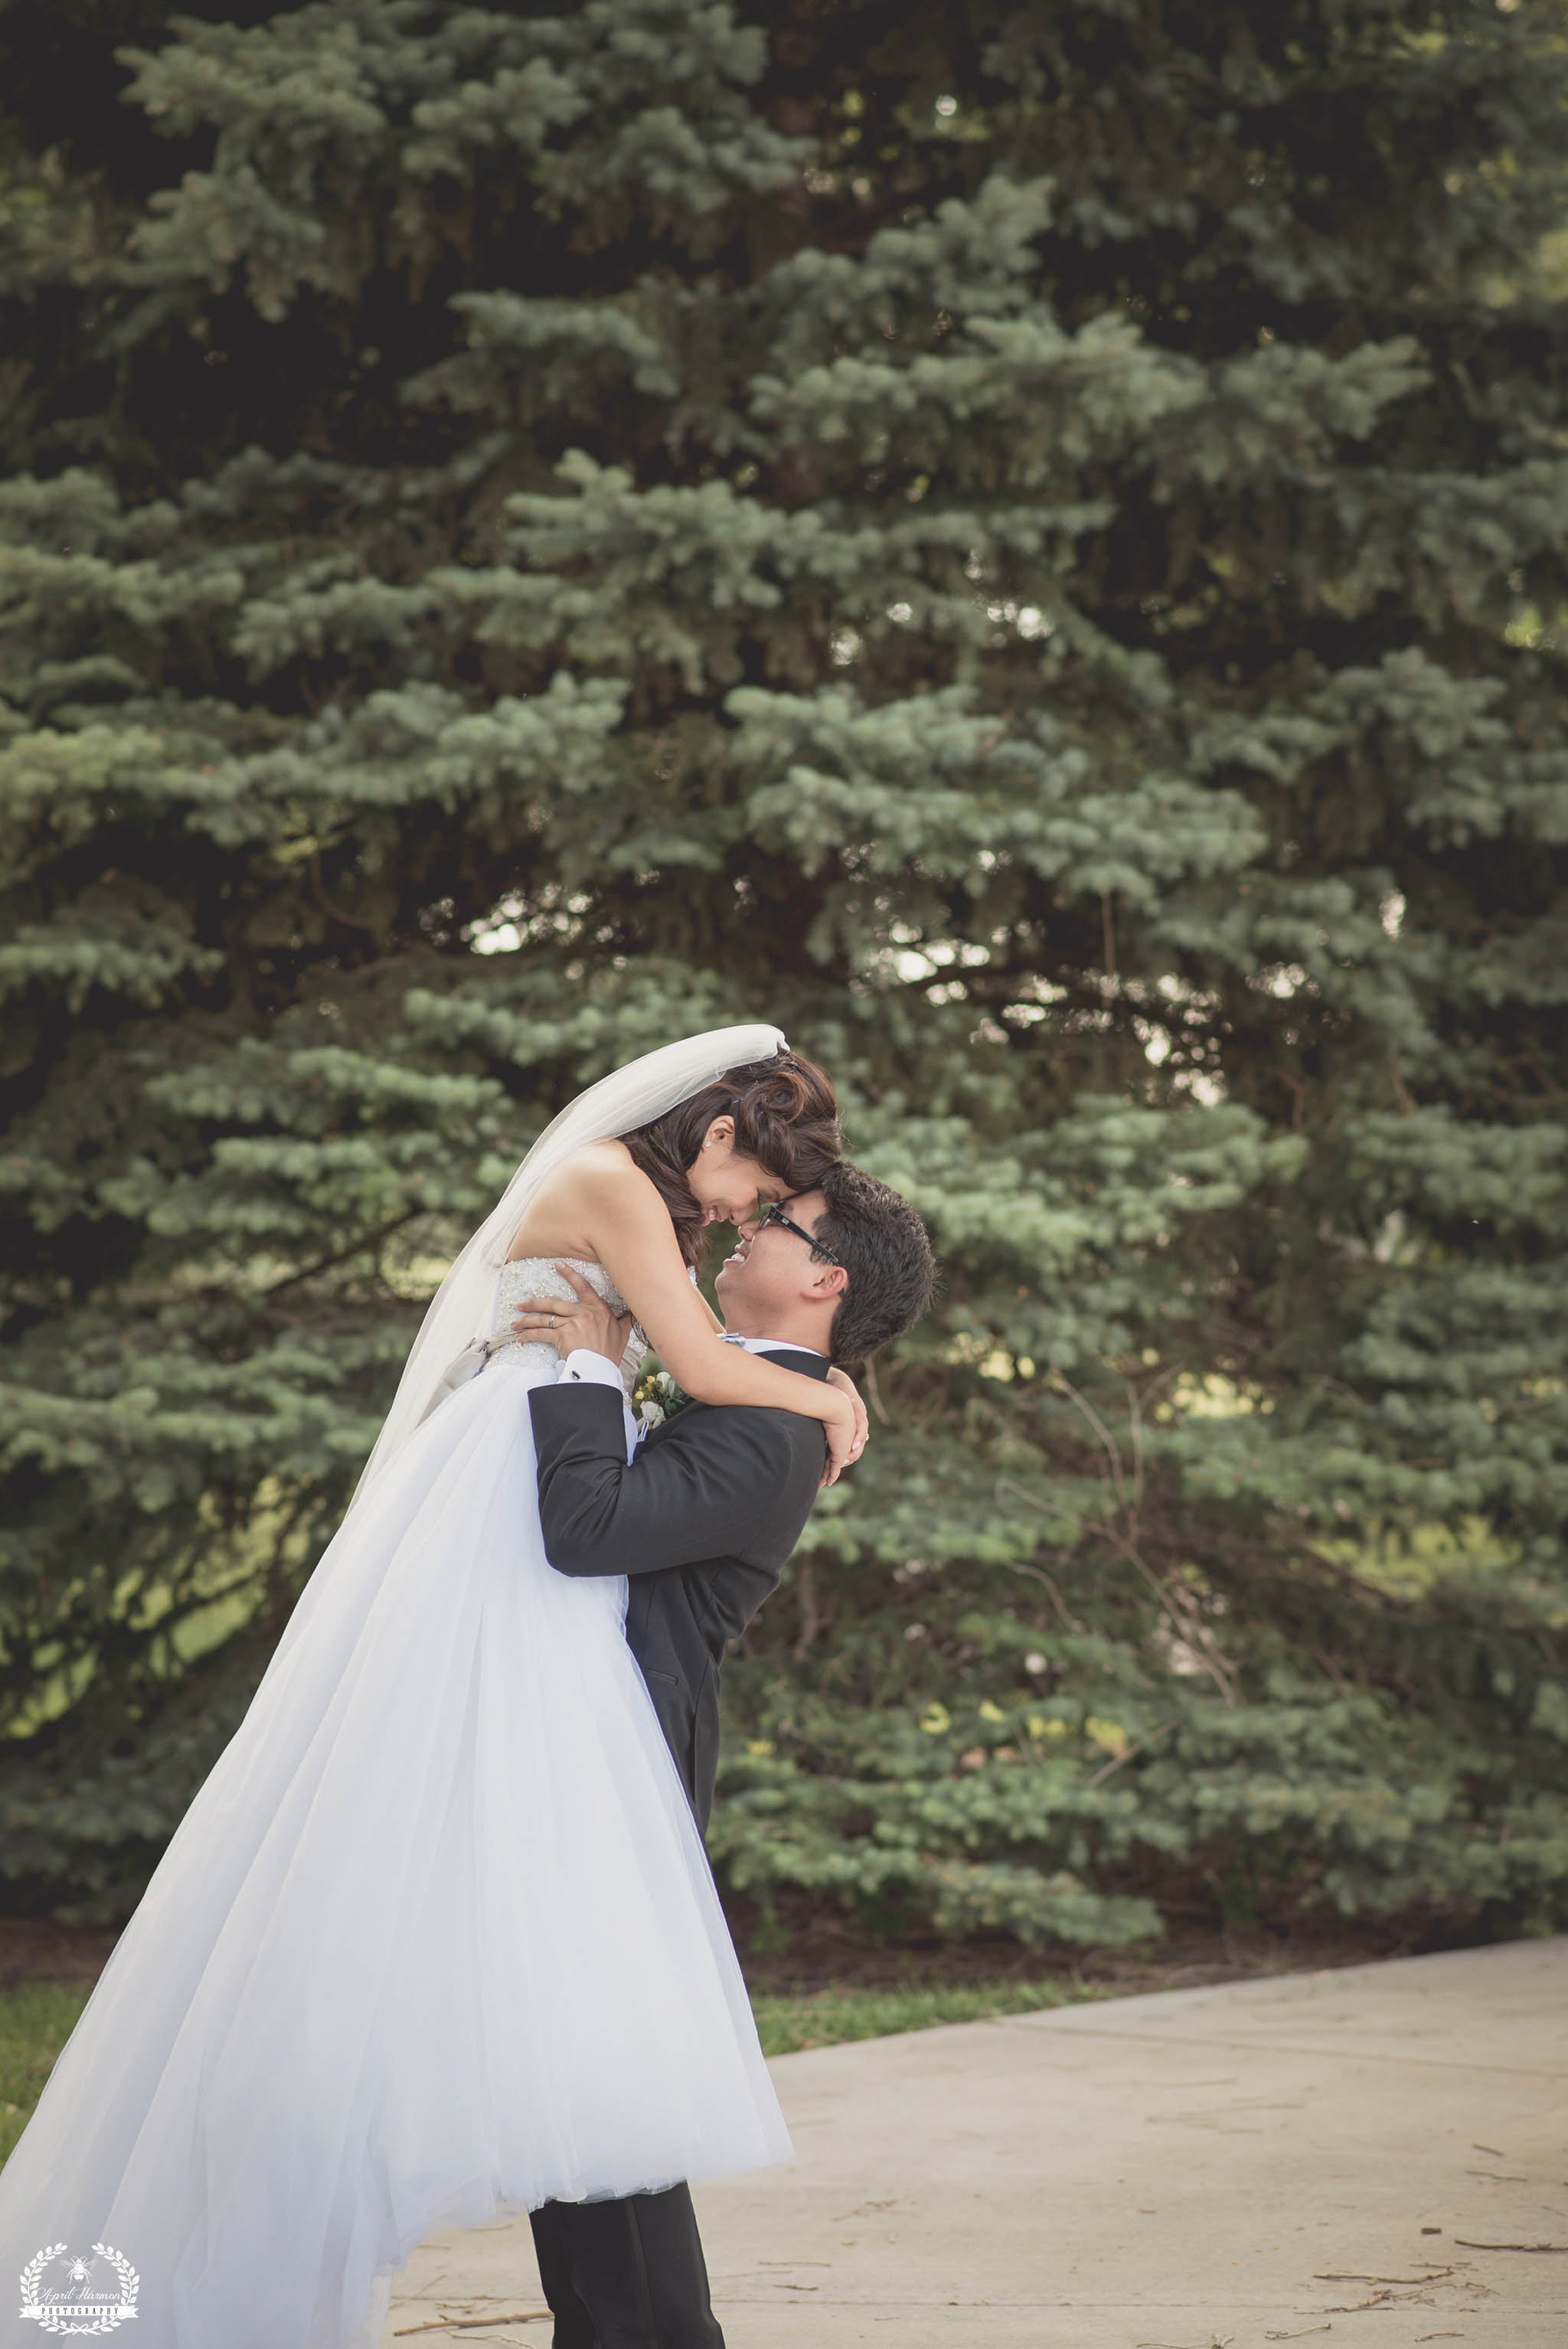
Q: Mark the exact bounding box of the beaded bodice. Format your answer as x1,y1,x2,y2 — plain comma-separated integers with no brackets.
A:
490,1256,645,1392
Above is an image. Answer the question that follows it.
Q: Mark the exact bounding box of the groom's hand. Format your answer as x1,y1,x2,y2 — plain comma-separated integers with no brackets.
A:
512,1263,633,1365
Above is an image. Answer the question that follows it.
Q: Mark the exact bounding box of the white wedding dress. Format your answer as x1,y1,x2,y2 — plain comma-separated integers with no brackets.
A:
0,1259,790,2349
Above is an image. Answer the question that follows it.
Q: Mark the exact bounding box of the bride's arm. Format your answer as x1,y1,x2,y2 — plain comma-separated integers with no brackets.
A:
688,1283,724,1334
571,1152,860,1458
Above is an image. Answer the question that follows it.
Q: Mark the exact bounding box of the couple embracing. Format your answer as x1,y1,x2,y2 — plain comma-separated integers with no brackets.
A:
0,1024,935,2349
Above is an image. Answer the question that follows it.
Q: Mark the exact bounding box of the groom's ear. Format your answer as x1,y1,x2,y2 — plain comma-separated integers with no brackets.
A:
808,1263,848,1301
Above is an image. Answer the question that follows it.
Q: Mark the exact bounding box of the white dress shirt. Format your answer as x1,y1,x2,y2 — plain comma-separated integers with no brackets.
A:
560,1334,826,1460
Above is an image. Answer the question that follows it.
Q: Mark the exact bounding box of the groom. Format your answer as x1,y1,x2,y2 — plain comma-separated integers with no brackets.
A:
515,1160,935,2349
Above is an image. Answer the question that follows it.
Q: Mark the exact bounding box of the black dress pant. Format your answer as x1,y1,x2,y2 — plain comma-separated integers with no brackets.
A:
528,2183,725,2349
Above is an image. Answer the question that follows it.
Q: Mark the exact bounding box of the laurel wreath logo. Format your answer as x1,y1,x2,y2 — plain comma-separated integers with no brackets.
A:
19,2242,140,2335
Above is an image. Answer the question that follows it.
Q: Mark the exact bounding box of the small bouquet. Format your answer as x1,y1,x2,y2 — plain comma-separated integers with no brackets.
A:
631,1368,689,1429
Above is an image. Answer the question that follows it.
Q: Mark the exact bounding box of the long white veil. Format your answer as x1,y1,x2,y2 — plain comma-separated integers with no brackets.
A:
349,1021,787,1510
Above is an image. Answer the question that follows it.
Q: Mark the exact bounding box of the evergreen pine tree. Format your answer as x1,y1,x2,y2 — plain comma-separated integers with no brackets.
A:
3,0,1566,1949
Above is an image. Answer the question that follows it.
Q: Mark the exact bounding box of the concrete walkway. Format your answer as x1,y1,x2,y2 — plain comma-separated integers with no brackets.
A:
381,1937,1568,2348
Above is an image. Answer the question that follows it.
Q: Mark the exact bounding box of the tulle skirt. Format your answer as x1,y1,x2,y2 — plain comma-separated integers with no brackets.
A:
0,1348,789,2347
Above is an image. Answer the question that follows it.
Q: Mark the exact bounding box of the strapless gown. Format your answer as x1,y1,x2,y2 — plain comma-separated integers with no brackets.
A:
0,1260,790,2348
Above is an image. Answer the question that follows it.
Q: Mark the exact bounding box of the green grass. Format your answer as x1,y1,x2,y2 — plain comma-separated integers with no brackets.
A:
748,1977,1102,2055
0,1981,90,2161
1,1975,1096,2159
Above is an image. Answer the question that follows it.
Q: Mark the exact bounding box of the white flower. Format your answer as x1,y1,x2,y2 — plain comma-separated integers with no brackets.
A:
632,1369,683,1428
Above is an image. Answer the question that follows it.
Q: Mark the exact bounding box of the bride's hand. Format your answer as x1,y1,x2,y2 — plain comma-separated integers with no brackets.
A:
820,1375,867,1488
512,1264,633,1364
826,1367,868,1468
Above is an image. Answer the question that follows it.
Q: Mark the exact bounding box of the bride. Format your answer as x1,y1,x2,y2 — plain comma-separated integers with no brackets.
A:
0,1024,867,2349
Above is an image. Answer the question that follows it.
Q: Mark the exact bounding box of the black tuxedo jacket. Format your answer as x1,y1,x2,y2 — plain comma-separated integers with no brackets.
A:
528,1346,830,1833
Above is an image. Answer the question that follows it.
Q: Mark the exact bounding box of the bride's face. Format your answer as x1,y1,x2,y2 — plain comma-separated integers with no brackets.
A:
685,1116,788,1232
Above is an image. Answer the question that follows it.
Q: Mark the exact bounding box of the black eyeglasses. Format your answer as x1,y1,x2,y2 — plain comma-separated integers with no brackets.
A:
753,1200,841,1266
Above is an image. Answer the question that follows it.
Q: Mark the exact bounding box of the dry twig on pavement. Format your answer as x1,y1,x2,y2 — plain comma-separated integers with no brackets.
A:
1453,2238,1568,2253
394,2312,550,2334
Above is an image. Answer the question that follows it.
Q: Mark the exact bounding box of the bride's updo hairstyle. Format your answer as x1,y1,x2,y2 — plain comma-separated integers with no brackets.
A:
619,1047,841,1267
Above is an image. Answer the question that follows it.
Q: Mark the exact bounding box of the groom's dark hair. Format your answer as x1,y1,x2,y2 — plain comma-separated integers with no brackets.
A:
815,1161,936,1367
